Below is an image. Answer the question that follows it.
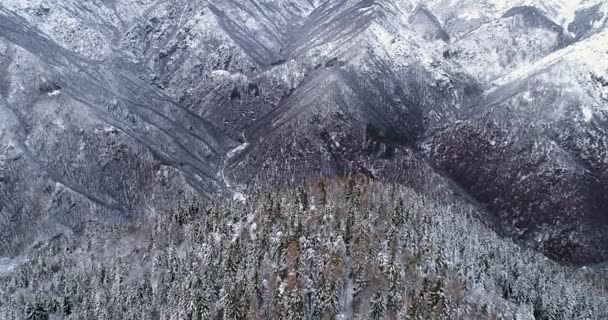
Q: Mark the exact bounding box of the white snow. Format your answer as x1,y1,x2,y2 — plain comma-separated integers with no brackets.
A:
54,118,65,129
538,0,584,29
227,142,249,159
458,9,484,21
48,89,61,97
491,29,608,89
582,105,593,122
232,192,247,202
220,134,249,202
211,70,231,77
0,257,24,274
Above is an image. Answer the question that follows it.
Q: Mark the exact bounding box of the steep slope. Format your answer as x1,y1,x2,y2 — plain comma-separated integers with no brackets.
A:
2,0,608,266
419,0,587,37
2,0,158,60
445,6,570,83
213,0,482,200
426,30,608,263
2,178,608,319
0,7,227,255
568,0,608,40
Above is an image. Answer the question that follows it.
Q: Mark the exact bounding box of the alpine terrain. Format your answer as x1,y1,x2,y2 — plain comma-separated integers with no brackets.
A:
1,0,608,319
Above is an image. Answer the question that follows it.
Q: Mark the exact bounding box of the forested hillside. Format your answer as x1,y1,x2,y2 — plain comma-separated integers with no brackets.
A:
1,178,606,319
2,0,608,264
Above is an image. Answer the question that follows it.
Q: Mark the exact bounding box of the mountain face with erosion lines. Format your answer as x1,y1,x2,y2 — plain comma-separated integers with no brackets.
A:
1,0,608,266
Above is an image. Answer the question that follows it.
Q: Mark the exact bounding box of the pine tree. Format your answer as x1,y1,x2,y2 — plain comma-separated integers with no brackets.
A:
286,289,305,320
406,295,422,320
225,283,246,320
429,273,448,320
62,293,72,316
370,291,386,320
387,258,402,316
25,302,48,320
479,303,489,318
317,177,327,207
429,276,444,309
194,293,210,320
297,184,309,212
343,177,356,203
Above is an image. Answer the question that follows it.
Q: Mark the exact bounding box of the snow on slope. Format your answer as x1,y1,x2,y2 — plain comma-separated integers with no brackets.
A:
1,0,157,60
521,0,582,29
418,0,587,37
447,12,564,83
491,28,608,89
488,29,608,121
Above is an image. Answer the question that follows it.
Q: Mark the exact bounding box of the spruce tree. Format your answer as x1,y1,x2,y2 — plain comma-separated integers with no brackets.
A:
25,302,48,320
370,291,386,320
62,293,72,316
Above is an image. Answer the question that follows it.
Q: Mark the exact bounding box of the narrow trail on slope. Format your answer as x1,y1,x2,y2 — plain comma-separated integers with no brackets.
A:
221,133,249,201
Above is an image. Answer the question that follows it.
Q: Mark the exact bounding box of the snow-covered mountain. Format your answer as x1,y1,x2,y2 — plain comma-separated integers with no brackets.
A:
1,0,608,264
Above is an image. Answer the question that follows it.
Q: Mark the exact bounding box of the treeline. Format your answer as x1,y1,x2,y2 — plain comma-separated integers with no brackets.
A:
1,177,607,319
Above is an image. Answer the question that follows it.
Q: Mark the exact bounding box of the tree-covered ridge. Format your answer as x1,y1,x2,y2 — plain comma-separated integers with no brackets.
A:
1,177,607,319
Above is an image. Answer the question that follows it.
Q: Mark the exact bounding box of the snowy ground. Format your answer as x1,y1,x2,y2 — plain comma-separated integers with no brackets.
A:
221,135,249,202
0,257,24,275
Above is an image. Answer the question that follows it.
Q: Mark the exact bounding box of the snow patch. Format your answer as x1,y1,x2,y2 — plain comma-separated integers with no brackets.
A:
227,142,249,159
491,30,608,90
0,257,24,274
582,105,593,122
458,9,484,21
54,118,65,129
232,191,247,202
221,135,249,202
211,70,231,77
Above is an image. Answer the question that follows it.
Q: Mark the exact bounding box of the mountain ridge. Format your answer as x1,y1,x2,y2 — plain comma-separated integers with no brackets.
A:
1,0,608,264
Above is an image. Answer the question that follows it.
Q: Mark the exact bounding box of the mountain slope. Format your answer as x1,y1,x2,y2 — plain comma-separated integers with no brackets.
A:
0,6,227,255
426,29,608,262
1,0,608,265
2,178,608,319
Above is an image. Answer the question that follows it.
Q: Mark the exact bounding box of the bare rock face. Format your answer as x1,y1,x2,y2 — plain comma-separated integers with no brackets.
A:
1,0,608,264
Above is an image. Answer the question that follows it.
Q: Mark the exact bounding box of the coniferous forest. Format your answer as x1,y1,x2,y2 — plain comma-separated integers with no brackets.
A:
1,178,607,320
3,0,608,319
